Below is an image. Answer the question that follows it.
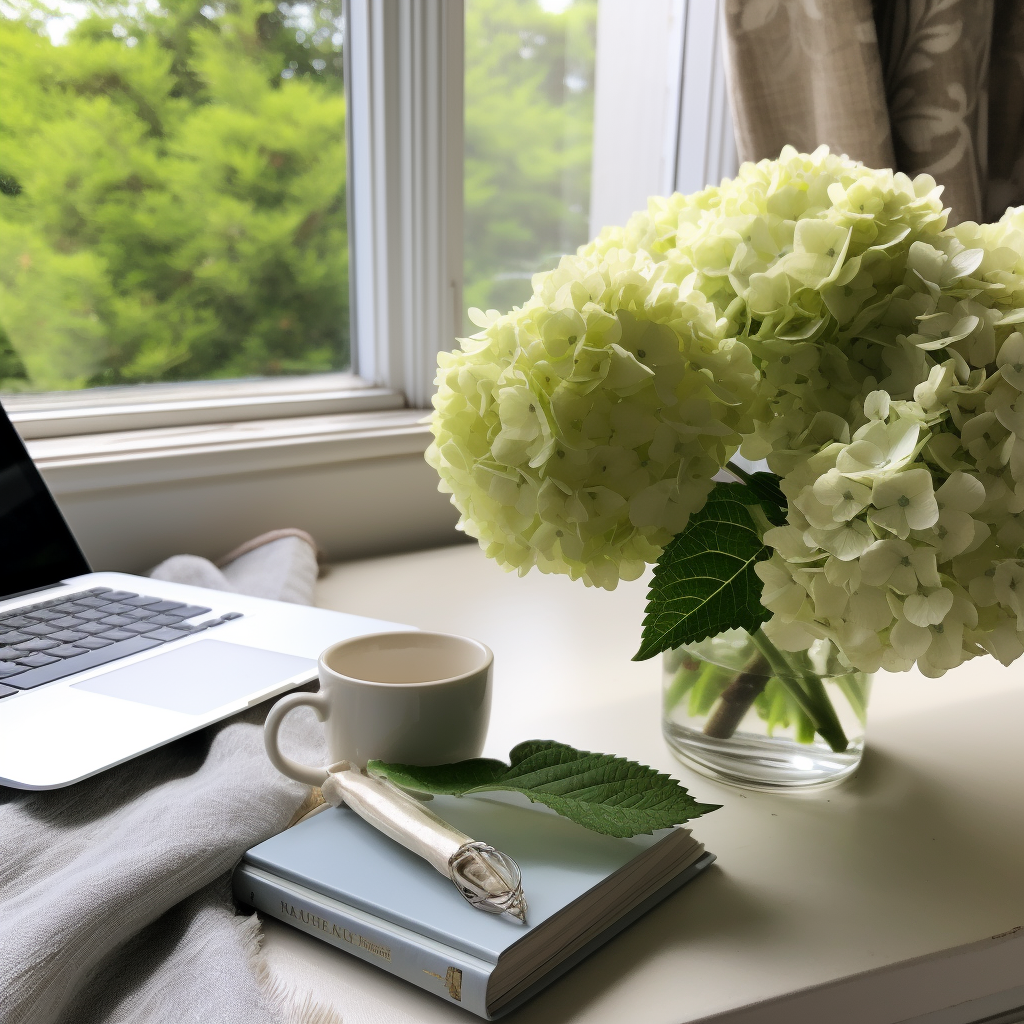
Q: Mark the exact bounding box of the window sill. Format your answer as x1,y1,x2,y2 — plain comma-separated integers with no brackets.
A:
5,373,404,439
28,408,434,495
28,408,457,573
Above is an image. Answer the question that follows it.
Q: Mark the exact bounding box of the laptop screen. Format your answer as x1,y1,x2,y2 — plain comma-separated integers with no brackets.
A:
0,403,91,599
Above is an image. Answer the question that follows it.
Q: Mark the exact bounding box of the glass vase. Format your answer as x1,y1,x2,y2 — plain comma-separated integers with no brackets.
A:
662,628,871,791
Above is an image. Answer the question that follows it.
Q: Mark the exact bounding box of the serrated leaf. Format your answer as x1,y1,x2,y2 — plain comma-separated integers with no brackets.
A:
742,470,786,514
367,740,719,839
633,477,786,662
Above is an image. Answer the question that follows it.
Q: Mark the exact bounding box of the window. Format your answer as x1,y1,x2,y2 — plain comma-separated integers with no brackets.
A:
463,0,597,327
6,0,738,570
0,0,349,394
462,0,734,329
1,0,733,428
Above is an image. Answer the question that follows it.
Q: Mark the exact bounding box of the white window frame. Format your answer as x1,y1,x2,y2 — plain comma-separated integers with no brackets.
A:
6,373,399,440
346,0,463,411
589,0,736,238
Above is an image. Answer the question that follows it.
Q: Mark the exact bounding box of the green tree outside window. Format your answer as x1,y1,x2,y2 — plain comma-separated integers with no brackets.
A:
0,0,349,391
464,0,596,327
0,0,597,393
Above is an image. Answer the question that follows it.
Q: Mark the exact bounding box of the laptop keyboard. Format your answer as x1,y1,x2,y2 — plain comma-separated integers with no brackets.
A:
0,587,242,698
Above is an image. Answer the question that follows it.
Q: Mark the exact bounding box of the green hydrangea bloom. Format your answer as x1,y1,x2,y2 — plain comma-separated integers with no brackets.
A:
429,147,1024,678
585,144,946,321
427,247,758,589
757,204,1024,677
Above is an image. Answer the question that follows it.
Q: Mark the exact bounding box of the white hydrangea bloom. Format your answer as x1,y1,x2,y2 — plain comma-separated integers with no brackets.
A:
756,199,1024,677
427,249,758,589
870,469,940,539
859,539,940,593
429,146,1024,675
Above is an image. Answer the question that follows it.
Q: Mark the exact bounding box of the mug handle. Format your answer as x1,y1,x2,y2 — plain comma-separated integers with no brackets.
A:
264,691,331,787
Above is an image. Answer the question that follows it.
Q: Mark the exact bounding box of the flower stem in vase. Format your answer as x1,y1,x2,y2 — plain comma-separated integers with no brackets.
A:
796,671,850,753
748,630,850,753
663,654,702,713
702,653,771,739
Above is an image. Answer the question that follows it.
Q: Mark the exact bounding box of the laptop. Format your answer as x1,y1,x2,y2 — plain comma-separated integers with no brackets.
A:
0,403,406,790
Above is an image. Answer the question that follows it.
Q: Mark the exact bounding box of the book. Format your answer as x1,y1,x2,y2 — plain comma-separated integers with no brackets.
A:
234,792,714,1019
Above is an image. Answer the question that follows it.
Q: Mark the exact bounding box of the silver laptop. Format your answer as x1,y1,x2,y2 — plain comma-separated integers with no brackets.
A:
0,405,405,790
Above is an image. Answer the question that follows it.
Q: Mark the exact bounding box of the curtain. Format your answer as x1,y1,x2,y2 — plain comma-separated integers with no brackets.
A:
722,0,1024,225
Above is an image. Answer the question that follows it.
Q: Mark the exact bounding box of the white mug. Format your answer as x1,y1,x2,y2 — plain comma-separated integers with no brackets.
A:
263,630,493,786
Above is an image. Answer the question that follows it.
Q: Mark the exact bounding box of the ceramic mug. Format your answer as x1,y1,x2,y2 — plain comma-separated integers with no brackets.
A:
263,630,493,786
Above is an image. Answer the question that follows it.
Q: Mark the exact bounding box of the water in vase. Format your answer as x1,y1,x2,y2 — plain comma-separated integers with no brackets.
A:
662,628,871,790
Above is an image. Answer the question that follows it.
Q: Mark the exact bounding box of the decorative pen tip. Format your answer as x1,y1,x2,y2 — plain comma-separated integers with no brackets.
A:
505,893,528,925
449,842,529,924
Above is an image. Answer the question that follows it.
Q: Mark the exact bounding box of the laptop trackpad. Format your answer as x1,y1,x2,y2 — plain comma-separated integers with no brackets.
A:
73,640,316,715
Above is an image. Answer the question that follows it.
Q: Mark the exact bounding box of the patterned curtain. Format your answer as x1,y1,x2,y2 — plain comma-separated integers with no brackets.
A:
722,0,1024,225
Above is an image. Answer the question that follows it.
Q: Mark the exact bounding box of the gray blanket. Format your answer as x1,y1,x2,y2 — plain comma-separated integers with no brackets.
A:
0,534,330,1024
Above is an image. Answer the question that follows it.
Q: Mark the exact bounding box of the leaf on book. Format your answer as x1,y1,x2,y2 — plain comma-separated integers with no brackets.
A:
367,740,719,839
633,475,787,662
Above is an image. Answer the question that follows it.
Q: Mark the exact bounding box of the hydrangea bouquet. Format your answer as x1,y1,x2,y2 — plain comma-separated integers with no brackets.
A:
427,147,1024,776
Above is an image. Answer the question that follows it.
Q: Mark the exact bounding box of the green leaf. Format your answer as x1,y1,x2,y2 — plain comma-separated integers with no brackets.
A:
633,477,787,662
743,470,786,514
367,740,719,839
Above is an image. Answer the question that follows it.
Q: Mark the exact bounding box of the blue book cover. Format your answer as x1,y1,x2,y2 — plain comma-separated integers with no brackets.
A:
234,793,714,1018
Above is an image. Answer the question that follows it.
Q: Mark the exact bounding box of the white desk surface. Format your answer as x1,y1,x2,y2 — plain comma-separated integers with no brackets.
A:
261,542,1024,1024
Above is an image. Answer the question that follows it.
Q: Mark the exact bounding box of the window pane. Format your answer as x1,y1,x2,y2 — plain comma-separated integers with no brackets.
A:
0,0,349,393
464,0,597,330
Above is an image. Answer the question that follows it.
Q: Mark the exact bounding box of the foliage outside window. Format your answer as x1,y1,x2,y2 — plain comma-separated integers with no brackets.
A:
0,0,349,392
463,0,597,329
0,0,600,395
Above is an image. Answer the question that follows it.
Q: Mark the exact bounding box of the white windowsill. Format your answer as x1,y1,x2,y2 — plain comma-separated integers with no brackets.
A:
31,405,455,574
27,407,434,495
4,372,405,439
